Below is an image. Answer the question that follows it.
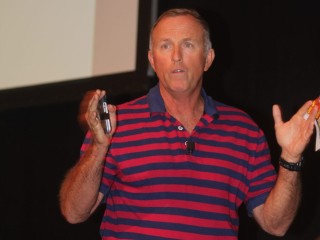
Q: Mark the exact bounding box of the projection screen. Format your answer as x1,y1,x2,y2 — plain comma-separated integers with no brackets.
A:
0,0,139,90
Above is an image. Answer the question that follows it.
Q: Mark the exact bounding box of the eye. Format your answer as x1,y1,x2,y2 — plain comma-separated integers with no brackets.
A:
160,43,170,50
184,42,193,48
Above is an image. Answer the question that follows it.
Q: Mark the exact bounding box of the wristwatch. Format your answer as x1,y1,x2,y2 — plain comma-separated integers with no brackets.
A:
279,156,304,172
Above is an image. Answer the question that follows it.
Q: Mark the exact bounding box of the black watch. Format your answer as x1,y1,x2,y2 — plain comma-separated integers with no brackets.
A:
279,156,304,172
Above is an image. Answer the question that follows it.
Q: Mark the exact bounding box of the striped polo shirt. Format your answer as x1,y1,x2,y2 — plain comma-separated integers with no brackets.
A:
81,84,276,240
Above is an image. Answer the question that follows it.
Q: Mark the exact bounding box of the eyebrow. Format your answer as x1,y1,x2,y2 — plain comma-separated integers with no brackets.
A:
158,37,194,43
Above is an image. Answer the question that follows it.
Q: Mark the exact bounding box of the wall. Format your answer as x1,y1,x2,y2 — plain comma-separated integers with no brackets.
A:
1,0,320,239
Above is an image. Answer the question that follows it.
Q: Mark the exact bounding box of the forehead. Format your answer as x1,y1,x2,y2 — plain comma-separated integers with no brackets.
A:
152,15,204,41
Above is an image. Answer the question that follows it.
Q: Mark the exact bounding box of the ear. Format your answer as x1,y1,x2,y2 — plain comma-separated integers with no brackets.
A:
148,50,156,71
204,48,215,72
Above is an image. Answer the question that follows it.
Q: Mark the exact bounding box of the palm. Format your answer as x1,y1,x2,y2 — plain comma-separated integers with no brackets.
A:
273,102,315,159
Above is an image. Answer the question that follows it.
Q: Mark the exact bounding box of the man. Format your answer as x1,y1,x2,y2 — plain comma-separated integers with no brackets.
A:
59,9,318,239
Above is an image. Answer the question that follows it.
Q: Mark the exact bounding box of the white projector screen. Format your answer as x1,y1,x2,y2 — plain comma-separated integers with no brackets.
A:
0,0,139,90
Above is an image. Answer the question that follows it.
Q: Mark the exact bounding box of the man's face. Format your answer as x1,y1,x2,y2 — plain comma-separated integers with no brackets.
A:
148,15,214,96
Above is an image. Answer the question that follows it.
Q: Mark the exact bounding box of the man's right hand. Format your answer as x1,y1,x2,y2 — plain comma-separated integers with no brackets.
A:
85,89,117,148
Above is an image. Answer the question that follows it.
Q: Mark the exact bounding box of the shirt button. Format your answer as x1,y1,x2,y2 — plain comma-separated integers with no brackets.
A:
178,126,184,131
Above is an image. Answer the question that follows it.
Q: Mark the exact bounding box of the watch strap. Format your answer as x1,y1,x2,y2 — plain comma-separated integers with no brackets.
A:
279,156,304,172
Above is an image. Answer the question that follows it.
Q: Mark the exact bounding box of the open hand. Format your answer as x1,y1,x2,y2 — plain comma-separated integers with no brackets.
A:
272,101,318,161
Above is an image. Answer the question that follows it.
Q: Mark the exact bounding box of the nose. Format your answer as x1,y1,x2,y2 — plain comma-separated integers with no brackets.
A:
172,46,182,63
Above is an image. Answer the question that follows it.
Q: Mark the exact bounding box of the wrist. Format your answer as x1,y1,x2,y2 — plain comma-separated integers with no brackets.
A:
87,143,108,159
280,150,302,163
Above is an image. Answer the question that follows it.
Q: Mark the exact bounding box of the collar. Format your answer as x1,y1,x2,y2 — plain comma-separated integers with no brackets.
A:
146,84,219,118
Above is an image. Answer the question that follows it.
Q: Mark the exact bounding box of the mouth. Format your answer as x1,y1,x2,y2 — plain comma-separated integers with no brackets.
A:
172,69,185,73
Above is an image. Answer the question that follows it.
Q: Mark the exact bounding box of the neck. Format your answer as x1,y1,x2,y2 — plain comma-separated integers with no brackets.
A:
161,88,204,133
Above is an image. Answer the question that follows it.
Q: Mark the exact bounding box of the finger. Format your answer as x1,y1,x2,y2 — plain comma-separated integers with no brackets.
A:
108,104,117,134
78,90,95,131
272,104,283,128
306,105,317,136
108,104,116,114
99,90,106,100
86,90,102,128
298,100,313,118
88,90,101,112
309,104,319,119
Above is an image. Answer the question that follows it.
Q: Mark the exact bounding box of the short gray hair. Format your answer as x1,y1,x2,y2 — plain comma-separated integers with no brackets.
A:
149,8,212,53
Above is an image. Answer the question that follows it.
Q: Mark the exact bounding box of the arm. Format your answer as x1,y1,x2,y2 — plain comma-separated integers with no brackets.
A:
59,90,117,224
253,100,318,236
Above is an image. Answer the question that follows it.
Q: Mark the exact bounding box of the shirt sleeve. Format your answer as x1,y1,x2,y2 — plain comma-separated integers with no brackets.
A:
98,151,118,197
245,129,277,216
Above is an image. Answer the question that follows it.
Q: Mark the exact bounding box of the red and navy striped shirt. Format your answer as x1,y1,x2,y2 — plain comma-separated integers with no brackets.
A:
81,84,276,240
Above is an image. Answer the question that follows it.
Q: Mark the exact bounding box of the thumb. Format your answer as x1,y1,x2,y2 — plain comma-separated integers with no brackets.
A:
272,104,283,129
